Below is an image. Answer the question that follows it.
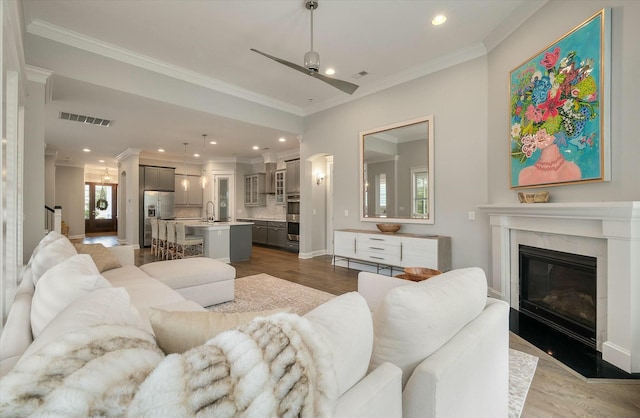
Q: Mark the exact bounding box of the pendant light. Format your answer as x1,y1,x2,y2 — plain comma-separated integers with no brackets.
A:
181,142,190,191
199,134,208,189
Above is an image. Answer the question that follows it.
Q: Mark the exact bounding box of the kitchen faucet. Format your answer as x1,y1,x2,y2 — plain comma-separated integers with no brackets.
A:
206,200,215,223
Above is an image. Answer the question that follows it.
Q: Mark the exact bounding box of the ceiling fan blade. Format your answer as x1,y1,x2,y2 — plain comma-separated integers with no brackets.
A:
251,48,359,95
250,49,311,76
313,72,359,95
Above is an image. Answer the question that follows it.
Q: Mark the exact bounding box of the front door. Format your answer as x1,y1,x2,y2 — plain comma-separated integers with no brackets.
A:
85,182,118,233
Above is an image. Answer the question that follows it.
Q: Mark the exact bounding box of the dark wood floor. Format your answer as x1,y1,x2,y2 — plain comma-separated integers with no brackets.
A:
82,234,640,417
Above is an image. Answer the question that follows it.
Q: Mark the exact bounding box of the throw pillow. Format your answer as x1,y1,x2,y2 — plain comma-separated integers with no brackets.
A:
369,267,488,388
30,254,112,337
148,308,287,354
304,292,373,397
28,231,66,264
73,243,122,272
19,287,146,365
30,236,77,285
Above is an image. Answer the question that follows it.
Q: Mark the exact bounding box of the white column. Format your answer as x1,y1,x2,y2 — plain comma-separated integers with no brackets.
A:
601,218,640,373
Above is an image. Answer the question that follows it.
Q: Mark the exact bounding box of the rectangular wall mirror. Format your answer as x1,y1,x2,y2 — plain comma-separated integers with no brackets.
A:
359,115,434,224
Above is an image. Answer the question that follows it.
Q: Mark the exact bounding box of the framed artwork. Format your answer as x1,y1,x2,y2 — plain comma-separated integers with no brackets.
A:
510,9,610,189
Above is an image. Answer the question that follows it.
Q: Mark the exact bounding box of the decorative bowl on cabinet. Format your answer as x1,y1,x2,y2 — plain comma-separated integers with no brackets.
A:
376,223,401,233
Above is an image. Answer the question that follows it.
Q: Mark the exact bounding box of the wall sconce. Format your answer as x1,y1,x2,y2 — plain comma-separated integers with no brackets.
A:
316,171,325,185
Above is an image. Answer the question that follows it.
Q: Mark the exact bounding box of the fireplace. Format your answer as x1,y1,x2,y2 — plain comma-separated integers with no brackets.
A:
519,245,596,348
479,201,639,374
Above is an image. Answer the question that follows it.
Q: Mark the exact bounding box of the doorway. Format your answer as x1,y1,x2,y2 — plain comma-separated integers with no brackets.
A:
211,171,235,221
85,182,118,233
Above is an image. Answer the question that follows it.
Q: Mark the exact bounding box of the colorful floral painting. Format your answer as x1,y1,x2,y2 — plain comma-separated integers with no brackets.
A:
510,9,610,188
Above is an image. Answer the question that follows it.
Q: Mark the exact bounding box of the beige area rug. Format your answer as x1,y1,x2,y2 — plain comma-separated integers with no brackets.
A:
209,273,537,416
208,273,335,315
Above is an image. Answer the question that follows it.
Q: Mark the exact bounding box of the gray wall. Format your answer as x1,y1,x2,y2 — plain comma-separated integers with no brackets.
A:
23,79,46,262
302,0,640,277
487,0,640,203
302,56,490,271
54,165,85,237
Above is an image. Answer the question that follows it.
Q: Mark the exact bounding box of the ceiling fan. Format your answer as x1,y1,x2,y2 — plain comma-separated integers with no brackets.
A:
251,0,359,95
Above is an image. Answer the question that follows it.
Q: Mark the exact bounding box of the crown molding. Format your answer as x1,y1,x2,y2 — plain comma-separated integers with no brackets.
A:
27,19,304,116
115,148,142,162
25,65,53,103
304,42,488,115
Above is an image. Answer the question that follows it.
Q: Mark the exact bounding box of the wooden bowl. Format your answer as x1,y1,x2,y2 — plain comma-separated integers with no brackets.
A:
376,223,401,233
397,267,442,281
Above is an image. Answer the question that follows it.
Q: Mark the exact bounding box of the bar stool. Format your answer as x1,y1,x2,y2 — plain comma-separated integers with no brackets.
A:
175,222,204,258
150,218,159,256
165,221,177,260
157,219,167,259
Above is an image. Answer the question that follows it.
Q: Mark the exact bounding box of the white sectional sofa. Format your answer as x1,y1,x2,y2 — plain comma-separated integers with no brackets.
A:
0,231,509,417
358,268,511,418
0,232,404,417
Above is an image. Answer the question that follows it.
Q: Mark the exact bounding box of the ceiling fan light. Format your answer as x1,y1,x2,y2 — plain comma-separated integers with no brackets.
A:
304,51,320,72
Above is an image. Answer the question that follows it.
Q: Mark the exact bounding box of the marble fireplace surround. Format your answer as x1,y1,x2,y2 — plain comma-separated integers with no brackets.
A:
478,201,639,374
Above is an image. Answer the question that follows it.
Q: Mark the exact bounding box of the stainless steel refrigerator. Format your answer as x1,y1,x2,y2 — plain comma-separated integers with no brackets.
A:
143,191,175,246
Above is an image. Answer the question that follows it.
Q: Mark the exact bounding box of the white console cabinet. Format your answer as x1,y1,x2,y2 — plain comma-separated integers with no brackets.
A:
333,229,451,274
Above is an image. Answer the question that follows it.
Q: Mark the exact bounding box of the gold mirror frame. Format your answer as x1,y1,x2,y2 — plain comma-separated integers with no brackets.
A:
359,115,434,224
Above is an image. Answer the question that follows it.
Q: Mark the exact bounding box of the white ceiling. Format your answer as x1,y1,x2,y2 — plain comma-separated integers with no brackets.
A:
21,0,545,169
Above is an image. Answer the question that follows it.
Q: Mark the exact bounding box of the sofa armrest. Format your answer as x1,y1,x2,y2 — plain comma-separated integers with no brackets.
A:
334,361,403,418
358,272,412,312
402,298,510,418
108,245,136,266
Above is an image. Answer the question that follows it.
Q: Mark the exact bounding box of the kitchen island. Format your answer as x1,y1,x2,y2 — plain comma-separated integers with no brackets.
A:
183,221,253,263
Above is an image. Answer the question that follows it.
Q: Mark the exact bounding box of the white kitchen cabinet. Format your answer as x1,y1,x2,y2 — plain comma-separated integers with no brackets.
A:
333,229,451,274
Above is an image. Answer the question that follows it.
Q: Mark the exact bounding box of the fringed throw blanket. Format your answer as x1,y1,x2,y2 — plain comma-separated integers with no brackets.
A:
0,313,338,417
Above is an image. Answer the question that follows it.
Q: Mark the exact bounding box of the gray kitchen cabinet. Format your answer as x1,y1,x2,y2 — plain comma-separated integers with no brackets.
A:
267,221,287,248
142,166,175,191
275,170,286,205
252,220,268,245
244,174,266,206
285,159,300,194
175,175,203,206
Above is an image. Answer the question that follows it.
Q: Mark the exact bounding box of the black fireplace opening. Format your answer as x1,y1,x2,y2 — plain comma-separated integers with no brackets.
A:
519,245,597,349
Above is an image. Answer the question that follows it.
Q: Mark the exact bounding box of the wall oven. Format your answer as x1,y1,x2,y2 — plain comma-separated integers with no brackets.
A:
286,195,300,241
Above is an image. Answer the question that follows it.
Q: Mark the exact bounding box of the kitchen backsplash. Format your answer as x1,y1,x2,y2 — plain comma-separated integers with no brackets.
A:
248,195,286,219
175,206,203,219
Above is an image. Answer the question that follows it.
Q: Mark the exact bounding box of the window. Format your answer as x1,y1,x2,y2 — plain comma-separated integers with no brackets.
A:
412,167,428,218
375,173,387,216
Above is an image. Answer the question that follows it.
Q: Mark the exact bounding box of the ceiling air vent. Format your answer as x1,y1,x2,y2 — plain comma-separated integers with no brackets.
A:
352,70,368,79
59,112,111,127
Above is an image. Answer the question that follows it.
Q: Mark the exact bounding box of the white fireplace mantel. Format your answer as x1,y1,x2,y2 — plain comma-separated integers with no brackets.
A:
478,201,640,373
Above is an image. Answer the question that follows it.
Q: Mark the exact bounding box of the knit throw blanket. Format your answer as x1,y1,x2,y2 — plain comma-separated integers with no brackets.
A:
0,313,338,417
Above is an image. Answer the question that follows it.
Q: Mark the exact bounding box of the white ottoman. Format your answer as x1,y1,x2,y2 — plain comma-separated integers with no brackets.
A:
140,258,235,307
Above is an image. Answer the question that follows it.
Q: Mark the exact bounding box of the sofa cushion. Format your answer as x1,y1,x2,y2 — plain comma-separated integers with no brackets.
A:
28,231,66,264
102,265,186,330
304,292,373,397
31,254,112,337
19,287,145,366
139,258,236,289
148,307,287,354
30,236,77,285
73,243,122,272
369,267,488,387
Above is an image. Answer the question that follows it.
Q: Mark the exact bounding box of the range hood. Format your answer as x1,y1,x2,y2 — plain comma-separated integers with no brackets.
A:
263,162,277,194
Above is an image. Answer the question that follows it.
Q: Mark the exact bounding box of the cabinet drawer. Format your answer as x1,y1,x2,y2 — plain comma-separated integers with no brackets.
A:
357,250,401,266
357,234,401,247
358,242,400,256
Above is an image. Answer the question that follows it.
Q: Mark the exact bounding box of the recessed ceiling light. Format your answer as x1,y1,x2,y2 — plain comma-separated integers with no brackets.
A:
279,137,286,143
98,159,105,163
252,146,259,150
83,148,91,152
193,153,200,158
325,68,335,75
432,14,447,26
209,141,217,145
158,148,165,152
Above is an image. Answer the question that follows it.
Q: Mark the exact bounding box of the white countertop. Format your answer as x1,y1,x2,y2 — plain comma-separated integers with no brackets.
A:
183,221,253,230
